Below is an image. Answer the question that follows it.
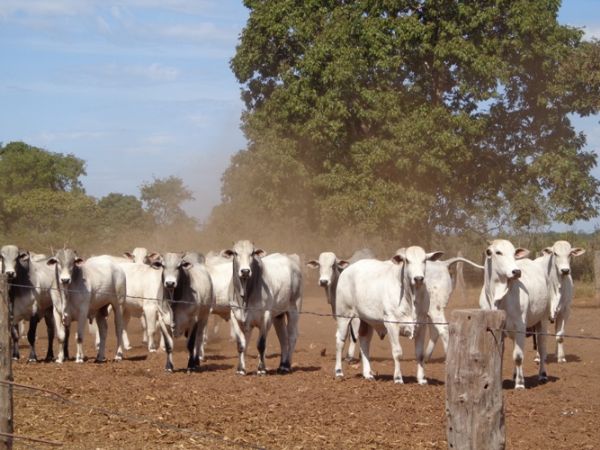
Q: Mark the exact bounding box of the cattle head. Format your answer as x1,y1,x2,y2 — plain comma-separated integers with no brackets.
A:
482,240,529,309
0,245,29,280
46,248,84,326
155,252,192,292
223,240,265,302
124,247,150,264
542,240,584,322
306,252,349,289
47,248,84,286
392,246,443,289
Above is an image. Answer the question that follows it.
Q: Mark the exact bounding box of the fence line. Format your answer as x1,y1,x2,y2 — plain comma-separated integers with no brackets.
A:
1,380,265,450
8,282,600,340
0,431,62,447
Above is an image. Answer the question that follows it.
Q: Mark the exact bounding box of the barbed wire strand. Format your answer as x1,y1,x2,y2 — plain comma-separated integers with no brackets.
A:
0,431,62,447
7,282,600,340
0,380,265,450
5,282,449,326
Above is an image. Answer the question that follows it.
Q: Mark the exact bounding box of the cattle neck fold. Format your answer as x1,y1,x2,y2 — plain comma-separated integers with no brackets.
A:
232,255,262,312
484,257,510,309
544,253,572,322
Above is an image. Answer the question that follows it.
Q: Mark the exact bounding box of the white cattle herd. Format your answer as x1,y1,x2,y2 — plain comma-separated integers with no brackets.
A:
0,239,585,389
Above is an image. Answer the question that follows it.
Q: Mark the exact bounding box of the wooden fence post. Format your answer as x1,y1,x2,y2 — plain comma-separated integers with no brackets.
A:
594,251,600,304
0,274,13,450
446,309,506,450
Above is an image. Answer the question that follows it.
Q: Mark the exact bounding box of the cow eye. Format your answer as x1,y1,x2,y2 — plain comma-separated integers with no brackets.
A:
486,249,492,257
152,261,163,269
495,251,502,256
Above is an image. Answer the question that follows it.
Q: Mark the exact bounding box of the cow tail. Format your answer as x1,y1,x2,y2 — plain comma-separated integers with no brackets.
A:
349,321,357,343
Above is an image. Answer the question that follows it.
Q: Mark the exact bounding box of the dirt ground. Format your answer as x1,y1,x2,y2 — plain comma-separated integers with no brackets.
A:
10,281,600,449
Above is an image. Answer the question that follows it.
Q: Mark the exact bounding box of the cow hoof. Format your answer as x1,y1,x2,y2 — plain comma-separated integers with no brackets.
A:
558,357,566,364
418,379,428,385
236,369,246,376
124,345,132,351
538,372,548,383
514,383,525,390
364,375,375,381
257,369,267,376
277,366,291,375
115,353,123,361
76,358,84,364
94,357,106,364
394,377,404,385
27,357,38,363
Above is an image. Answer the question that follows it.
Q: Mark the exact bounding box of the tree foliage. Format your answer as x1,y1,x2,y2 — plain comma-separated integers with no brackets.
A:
219,0,600,242
140,176,196,228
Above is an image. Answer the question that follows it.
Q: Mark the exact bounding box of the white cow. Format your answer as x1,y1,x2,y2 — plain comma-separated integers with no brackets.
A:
224,240,302,375
423,255,485,359
1,245,58,361
152,252,214,372
48,249,126,363
307,248,375,361
335,246,443,384
479,239,549,389
535,240,585,363
124,247,150,265
204,251,244,351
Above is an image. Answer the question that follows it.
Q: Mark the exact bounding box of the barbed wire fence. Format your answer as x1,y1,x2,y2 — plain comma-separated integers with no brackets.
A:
3,278,600,448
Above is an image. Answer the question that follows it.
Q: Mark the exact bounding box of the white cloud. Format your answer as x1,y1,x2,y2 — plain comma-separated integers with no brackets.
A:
37,130,108,142
584,26,600,40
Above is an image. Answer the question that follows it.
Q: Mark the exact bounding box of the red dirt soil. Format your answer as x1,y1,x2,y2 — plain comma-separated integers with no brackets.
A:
10,283,600,449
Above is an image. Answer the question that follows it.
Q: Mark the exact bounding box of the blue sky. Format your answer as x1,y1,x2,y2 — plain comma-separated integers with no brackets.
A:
0,0,599,231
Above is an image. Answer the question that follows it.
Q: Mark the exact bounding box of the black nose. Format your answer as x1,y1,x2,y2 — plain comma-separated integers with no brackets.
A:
240,269,250,278
561,268,570,275
319,279,329,287
61,278,71,285
414,276,424,283
5,271,15,279
512,269,521,278
165,281,175,288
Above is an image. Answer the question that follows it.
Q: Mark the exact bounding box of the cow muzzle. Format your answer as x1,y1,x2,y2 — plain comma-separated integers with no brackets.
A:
319,279,329,287
510,269,521,279
5,271,15,279
240,268,251,280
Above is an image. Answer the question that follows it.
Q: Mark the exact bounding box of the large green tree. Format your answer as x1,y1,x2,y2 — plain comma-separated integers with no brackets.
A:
221,0,600,242
140,176,196,228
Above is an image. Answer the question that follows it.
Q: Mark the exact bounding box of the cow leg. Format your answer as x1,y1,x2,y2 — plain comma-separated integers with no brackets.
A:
89,319,100,351
555,309,569,363
256,328,268,376
334,316,352,378
157,318,174,372
140,313,148,344
11,324,20,360
121,307,132,351
44,311,55,362
112,302,125,361
186,322,199,371
234,313,249,375
27,315,40,362
536,321,548,382
425,323,438,361
358,321,375,381
143,304,158,352
273,315,289,374
345,319,360,362
95,312,108,363
196,313,209,365
414,321,428,385
512,330,526,389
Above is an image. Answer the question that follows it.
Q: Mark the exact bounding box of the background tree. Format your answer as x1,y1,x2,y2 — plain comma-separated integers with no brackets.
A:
217,0,600,245
140,176,196,228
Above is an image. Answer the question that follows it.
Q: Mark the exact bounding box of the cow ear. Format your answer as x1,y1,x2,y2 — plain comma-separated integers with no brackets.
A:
542,247,553,255
221,249,235,259
124,252,134,260
47,257,58,266
391,254,403,265
571,247,585,257
75,257,85,267
514,248,530,260
337,260,350,271
254,248,266,258
426,251,444,262
19,251,30,262
306,260,320,269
